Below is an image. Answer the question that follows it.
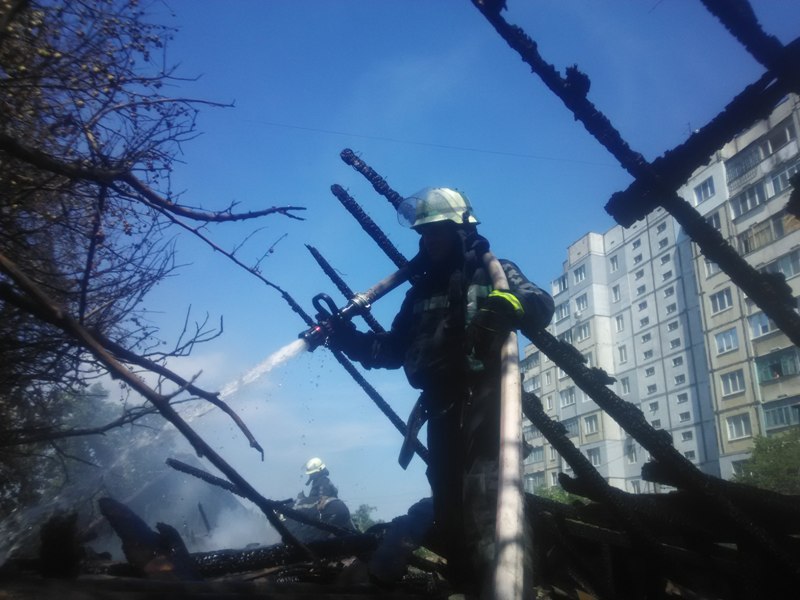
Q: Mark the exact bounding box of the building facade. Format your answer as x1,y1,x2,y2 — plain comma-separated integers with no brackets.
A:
522,93,800,491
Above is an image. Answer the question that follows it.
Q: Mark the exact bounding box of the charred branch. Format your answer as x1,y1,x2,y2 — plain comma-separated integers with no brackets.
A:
0,251,313,558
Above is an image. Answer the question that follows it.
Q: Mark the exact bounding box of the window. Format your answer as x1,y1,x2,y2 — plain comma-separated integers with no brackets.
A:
710,288,733,314
681,430,693,442
748,312,776,338
705,258,720,277
527,446,544,464
647,384,657,394
558,330,573,344
640,317,650,327
756,348,800,383
674,373,686,385
764,405,798,429
707,211,721,230
638,301,648,311
738,213,786,254
764,248,800,280
549,446,558,460
553,274,568,295
615,315,625,332
641,333,652,343
721,369,746,396
635,269,645,280
576,323,590,341
583,414,599,435
636,285,646,296
667,320,679,332
520,352,540,372
582,352,593,368
645,367,655,377
524,472,545,492
770,160,800,197
666,303,677,314
643,349,654,360
670,338,681,349
663,286,675,298
632,239,641,249
586,448,601,466
562,418,579,436
651,419,661,428
684,450,696,461
575,294,588,312
545,395,553,410
726,413,752,440
648,401,659,412
726,140,767,182
731,181,766,218
610,255,619,272
693,176,715,204
618,345,628,364
550,472,559,486
679,411,691,422
573,265,586,283
676,392,688,404
557,367,568,380
660,254,671,265
560,387,576,407
523,375,541,393
656,222,667,234
626,444,637,464
634,254,643,264
612,285,621,302
662,270,673,281
545,372,552,385
658,238,668,250
555,302,569,321
673,356,684,367
620,377,631,395
715,327,739,354
630,480,641,493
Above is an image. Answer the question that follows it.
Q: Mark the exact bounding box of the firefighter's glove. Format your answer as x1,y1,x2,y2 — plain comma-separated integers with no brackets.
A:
325,318,359,354
467,290,524,361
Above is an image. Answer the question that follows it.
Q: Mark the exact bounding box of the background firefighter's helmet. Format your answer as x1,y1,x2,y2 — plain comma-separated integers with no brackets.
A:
304,457,326,476
398,187,480,230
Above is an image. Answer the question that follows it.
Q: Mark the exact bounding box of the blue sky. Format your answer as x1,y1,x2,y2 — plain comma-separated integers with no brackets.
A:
135,1,800,528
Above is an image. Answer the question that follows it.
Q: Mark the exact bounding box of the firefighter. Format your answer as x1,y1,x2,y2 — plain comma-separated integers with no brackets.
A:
303,456,338,501
328,187,554,592
289,457,355,540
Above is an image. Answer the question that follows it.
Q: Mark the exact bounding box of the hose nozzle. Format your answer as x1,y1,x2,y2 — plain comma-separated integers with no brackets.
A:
298,292,371,352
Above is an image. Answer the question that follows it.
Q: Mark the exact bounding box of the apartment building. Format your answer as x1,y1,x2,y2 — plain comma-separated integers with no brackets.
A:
522,93,800,491
681,94,800,479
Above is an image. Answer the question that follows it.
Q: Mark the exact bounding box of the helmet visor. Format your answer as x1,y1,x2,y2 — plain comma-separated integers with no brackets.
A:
397,187,477,229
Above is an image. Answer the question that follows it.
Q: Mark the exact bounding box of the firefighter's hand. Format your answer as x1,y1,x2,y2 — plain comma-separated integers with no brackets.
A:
467,291,524,361
325,318,359,354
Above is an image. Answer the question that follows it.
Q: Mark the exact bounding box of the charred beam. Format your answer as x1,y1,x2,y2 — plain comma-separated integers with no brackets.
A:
305,244,385,333
527,328,800,578
700,0,786,72
340,148,406,209
330,184,408,269
470,2,800,347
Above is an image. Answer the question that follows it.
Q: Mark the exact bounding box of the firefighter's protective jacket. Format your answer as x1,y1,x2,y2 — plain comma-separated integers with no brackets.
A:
338,236,554,391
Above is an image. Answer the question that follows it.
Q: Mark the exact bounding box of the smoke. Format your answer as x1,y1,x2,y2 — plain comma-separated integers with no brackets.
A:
190,505,278,552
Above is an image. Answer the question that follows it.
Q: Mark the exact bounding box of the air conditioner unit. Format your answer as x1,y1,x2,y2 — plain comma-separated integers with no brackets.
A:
574,311,583,319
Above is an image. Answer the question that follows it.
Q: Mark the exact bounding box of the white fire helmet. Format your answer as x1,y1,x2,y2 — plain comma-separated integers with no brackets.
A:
304,457,326,476
397,187,480,230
